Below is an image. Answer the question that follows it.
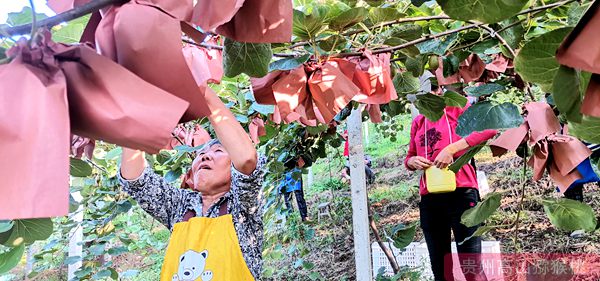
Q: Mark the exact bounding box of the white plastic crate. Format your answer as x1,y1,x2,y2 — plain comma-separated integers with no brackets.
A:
372,241,503,280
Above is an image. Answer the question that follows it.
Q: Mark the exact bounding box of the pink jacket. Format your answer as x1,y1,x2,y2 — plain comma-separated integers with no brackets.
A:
404,105,497,195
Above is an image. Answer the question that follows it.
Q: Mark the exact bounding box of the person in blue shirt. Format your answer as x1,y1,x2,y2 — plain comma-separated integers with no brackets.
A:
279,168,309,221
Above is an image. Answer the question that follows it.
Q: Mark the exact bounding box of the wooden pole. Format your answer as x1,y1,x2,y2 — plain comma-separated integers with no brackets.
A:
347,106,373,280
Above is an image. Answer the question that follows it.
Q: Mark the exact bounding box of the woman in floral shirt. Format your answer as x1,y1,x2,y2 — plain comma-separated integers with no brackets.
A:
119,89,265,281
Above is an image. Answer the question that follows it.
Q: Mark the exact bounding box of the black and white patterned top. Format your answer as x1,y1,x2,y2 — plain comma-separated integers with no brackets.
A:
118,156,266,280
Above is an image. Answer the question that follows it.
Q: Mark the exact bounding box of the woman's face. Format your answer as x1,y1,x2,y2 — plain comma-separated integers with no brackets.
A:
191,143,232,194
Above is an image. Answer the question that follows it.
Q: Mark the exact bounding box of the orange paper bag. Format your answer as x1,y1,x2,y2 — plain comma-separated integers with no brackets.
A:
0,45,70,219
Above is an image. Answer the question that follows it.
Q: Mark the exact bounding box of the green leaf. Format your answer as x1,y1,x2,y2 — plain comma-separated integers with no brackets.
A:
268,54,310,72
449,142,486,173
369,8,402,24
405,55,426,77
389,24,423,42
329,7,368,30
0,244,25,274
89,244,106,256
64,256,82,265
569,116,600,144
308,272,322,280
0,221,13,233
6,7,48,27
542,198,597,232
51,15,89,44
514,27,573,92
464,83,505,97
461,192,501,227
0,47,6,60
392,223,417,249
304,228,315,240
456,102,523,137
414,93,446,121
74,267,93,278
107,246,128,256
93,269,112,280
69,194,80,213
115,200,132,214
499,18,525,49
318,35,346,51
437,0,529,24
165,169,182,183
250,102,276,115
443,91,467,108
417,33,458,56
70,158,93,177
552,66,589,123
442,55,460,77
458,225,498,245
109,268,119,280
302,260,315,270
392,72,420,95
223,38,272,78
0,218,53,246
105,147,122,161
398,43,421,58
568,2,592,26
292,10,325,40
470,39,500,55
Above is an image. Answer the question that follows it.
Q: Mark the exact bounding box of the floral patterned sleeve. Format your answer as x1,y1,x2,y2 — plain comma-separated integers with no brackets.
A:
230,155,267,218
228,155,266,279
118,166,198,230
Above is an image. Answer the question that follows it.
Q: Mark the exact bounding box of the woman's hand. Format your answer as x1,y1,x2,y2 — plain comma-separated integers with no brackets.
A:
433,139,470,169
433,147,454,169
407,156,433,170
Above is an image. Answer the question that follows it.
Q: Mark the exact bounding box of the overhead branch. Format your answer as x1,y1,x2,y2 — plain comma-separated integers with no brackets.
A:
28,0,37,43
0,0,127,38
475,24,516,58
335,23,480,57
289,15,451,49
516,0,578,15
182,38,298,58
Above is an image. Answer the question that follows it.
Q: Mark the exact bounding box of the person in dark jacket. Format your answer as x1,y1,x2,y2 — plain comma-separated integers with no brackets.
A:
279,168,309,221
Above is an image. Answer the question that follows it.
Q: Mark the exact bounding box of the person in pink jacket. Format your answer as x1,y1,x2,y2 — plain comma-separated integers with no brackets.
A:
405,99,496,281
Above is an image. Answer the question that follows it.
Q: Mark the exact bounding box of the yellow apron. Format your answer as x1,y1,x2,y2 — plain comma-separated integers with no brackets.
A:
160,214,255,281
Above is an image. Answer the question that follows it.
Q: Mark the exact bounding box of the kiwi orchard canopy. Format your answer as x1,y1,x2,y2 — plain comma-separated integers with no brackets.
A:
0,0,599,279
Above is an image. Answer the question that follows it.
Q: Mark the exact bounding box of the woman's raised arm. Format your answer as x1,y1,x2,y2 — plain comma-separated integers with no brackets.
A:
121,148,146,180
205,88,257,175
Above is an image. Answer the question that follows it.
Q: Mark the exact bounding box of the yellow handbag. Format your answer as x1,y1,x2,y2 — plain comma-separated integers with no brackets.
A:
424,110,457,193
425,166,456,193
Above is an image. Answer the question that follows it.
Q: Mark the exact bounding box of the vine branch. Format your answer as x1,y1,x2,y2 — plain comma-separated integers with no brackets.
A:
28,0,37,45
0,0,127,38
368,205,400,274
182,38,297,58
335,23,480,57
476,24,516,58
